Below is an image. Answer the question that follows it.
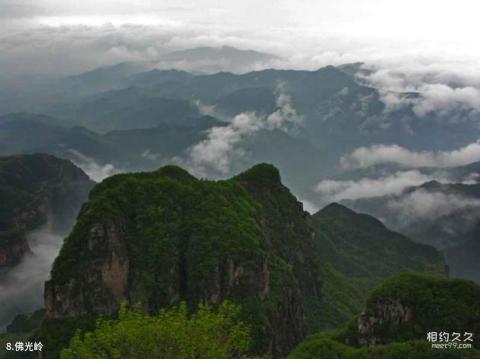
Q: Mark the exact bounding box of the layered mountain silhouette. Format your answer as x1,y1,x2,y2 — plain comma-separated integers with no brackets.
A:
342,179,480,283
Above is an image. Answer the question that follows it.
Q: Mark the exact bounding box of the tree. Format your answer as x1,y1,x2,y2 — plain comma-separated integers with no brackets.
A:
61,301,251,359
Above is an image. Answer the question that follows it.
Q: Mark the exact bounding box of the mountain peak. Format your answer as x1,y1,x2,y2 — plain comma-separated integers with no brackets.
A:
154,165,196,182
313,202,389,232
45,163,319,357
318,202,355,215
234,163,282,189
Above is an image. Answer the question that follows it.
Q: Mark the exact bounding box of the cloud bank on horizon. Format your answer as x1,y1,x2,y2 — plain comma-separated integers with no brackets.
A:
342,141,480,169
313,167,480,205
315,170,441,204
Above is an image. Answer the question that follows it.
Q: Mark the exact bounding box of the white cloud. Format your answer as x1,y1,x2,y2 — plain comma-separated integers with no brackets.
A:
413,84,480,116
377,92,416,112
387,189,480,222
141,149,161,161
342,141,480,169
298,197,319,215
194,100,218,117
183,85,301,177
361,64,480,116
68,149,120,182
315,170,439,204
186,112,259,176
0,229,62,330
264,87,302,130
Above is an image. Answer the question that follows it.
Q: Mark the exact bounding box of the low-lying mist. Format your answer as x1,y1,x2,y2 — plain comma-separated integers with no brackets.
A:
0,229,63,331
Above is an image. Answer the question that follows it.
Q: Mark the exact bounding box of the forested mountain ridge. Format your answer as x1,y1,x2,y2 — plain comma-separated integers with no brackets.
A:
43,163,322,357
311,203,446,331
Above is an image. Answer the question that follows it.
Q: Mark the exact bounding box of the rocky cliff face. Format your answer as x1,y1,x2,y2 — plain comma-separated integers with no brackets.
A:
0,154,93,269
44,164,321,357
357,298,413,346
45,221,130,318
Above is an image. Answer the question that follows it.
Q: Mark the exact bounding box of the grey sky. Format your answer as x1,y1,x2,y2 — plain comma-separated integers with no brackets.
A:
1,0,477,41
1,0,479,103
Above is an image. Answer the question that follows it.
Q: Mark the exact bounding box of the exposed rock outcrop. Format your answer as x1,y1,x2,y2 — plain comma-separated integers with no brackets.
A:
357,298,413,346
348,273,480,347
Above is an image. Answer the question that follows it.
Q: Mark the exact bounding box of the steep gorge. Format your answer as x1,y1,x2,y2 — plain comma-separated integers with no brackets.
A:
0,154,93,269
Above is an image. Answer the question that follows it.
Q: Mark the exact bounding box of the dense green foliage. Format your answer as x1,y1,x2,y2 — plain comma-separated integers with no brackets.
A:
37,163,472,358
290,274,480,358
48,163,320,356
52,164,265,294
31,317,97,359
361,273,480,344
310,204,445,331
60,302,251,359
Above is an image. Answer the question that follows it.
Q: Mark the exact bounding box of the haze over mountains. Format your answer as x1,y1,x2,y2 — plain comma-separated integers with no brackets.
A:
2,48,480,182
1,47,479,280
0,44,480,358
0,154,93,330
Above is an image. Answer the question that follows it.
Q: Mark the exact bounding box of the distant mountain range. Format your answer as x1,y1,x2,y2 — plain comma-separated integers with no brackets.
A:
339,176,480,283
4,58,479,153
2,60,479,193
158,46,279,73
0,112,328,193
0,46,279,115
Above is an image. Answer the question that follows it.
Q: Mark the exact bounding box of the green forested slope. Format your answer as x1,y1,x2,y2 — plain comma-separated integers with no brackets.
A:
311,203,446,331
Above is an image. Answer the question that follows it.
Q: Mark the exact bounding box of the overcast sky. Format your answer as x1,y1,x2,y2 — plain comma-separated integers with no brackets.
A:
2,0,478,40
1,0,479,79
